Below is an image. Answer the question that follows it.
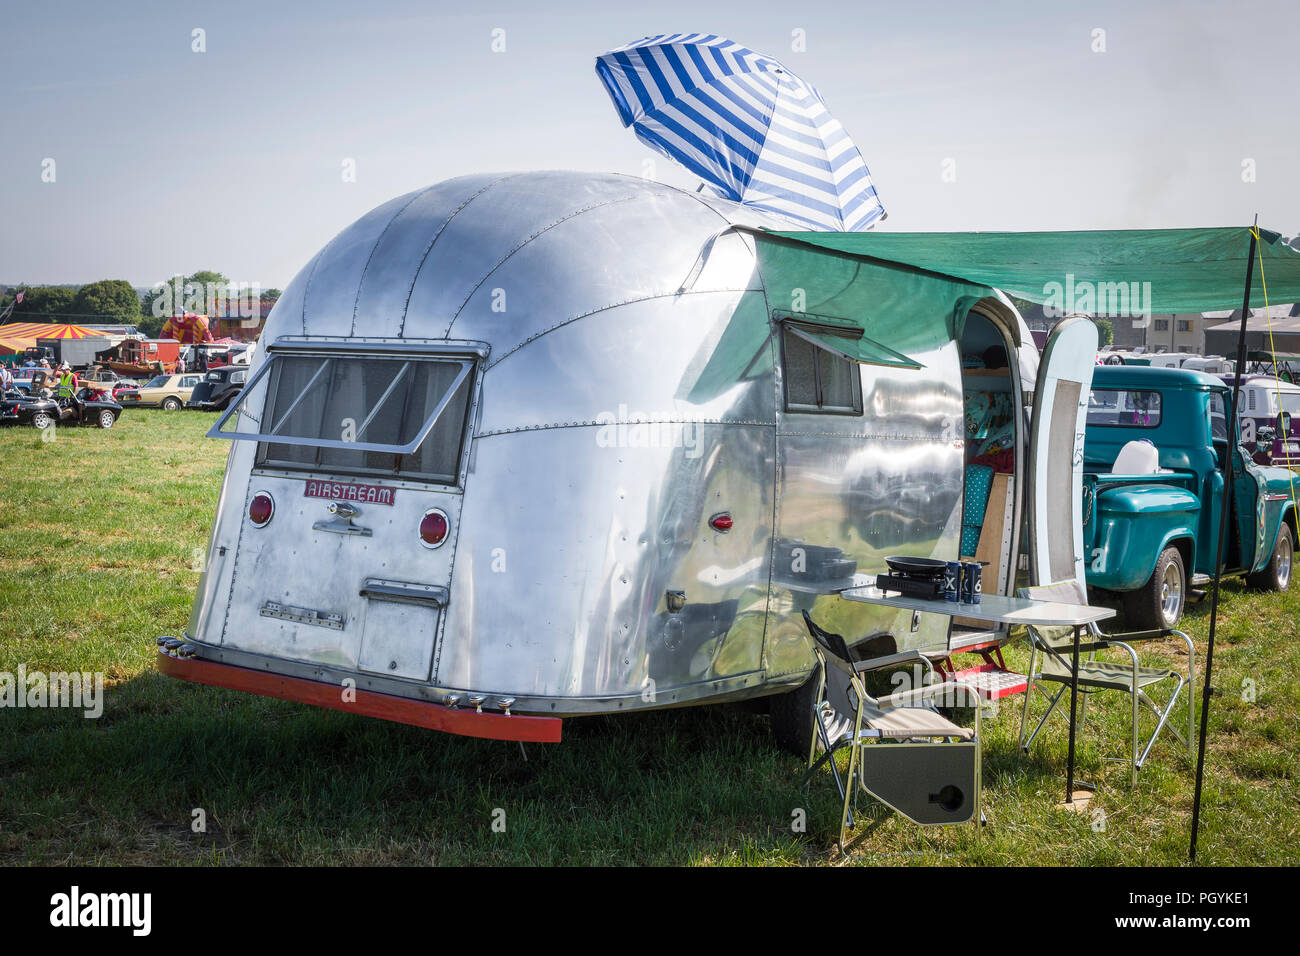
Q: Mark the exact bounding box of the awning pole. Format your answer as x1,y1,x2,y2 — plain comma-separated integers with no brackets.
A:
1190,216,1258,862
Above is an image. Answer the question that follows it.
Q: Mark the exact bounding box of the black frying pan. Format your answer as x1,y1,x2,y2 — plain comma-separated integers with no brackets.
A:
884,555,949,576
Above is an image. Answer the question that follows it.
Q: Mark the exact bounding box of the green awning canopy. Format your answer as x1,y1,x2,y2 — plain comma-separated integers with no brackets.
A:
769,226,1300,315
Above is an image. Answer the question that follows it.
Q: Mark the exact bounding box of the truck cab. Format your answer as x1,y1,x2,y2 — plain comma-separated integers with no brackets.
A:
1082,365,1296,628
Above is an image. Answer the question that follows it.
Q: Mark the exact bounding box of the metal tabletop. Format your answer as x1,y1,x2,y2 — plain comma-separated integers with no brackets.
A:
837,583,1116,806
837,586,1116,627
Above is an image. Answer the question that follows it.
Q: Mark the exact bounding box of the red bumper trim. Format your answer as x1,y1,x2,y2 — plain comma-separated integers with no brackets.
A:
157,651,562,743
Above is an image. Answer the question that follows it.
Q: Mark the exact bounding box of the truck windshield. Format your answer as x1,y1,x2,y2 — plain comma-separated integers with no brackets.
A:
212,352,476,484
1087,388,1162,427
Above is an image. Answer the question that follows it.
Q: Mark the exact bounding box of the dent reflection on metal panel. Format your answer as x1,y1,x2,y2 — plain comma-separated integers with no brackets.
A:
445,189,750,353
767,339,965,674
478,290,774,435
400,172,669,340
436,423,775,698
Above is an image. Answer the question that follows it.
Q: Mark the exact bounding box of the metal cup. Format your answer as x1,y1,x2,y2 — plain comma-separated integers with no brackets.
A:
962,561,982,604
944,562,961,602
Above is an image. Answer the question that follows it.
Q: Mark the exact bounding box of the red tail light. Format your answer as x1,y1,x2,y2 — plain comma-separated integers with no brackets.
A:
248,492,274,528
709,512,733,532
420,509,449,549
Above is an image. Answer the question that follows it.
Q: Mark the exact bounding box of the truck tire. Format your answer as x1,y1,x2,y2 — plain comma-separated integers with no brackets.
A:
1128,545,1186,630
1247,522,1293,592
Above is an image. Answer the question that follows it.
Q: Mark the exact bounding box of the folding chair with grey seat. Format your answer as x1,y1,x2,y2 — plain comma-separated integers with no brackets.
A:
800,611,983,850
1016,581,1195,788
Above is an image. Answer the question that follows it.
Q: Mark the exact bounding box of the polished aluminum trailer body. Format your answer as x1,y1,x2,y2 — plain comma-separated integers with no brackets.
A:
181,171,1038,725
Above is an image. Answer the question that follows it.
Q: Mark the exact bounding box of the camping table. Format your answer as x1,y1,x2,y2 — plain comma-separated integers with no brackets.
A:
837,586,1116,803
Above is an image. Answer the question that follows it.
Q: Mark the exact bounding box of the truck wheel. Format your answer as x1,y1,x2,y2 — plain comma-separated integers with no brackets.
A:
1128,546,1186,630
162,397,181,411
1247,522,1293,592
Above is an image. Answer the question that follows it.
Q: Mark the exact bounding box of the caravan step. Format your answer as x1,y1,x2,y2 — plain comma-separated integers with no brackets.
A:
950,665,1028,700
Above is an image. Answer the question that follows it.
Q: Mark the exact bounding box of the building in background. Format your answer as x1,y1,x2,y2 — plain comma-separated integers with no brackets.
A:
1204,304,1300,356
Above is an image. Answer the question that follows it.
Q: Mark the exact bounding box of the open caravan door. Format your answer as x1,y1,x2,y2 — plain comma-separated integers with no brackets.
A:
1026,316,1098,591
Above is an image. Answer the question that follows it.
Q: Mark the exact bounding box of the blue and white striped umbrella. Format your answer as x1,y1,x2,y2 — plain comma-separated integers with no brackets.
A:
595,33,885,231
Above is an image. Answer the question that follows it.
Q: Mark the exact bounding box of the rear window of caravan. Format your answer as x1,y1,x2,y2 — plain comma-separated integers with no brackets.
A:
233,354,475,483
1087,388,1162,428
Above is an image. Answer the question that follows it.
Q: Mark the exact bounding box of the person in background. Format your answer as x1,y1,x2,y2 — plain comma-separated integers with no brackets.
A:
176,355,187,373
56,363,82,421
0,364,14,393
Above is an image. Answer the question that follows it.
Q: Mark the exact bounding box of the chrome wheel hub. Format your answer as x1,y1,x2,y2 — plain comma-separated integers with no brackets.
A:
1160,562,1184,625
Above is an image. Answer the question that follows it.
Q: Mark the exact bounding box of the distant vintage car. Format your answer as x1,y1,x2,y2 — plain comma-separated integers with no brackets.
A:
111,379,144,400
116,372,203,410
8,370,38,394
186,366,248,411
0,386,123,429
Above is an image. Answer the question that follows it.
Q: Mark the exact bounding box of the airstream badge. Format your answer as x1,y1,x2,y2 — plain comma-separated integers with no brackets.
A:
304,480,395,506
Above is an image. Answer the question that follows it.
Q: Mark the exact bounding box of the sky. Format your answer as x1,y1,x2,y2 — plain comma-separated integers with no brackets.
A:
1,0,1297,291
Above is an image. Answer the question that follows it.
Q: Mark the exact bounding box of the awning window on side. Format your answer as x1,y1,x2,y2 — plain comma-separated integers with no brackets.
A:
773,310,923,370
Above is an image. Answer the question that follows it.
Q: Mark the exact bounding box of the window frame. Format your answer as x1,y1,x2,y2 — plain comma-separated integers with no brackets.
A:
208,340,487,487
777,319,865,416
1086,387,1164,428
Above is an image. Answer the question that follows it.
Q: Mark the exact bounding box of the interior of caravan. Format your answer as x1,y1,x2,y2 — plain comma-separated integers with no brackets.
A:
955,308,1023,640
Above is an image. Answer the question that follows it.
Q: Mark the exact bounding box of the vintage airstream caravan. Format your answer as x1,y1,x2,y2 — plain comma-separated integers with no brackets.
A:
160,170,1090,749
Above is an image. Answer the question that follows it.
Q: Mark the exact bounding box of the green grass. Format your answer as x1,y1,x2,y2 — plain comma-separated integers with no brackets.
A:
1,410,1297,865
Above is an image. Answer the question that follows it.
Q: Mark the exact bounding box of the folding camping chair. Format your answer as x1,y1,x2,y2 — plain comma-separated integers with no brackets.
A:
1016,581,1195,788
801,611,983,851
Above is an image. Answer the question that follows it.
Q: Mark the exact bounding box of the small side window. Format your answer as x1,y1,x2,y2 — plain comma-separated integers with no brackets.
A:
779,323,863,415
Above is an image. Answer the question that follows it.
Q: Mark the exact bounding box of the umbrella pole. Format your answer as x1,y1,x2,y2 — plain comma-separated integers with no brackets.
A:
1189,217,1258,862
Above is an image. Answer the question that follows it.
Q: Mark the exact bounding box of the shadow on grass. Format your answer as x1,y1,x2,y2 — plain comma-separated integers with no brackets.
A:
0,668,855,865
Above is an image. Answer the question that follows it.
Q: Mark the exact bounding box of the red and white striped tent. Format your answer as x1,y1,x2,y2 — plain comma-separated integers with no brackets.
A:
0,321,100,340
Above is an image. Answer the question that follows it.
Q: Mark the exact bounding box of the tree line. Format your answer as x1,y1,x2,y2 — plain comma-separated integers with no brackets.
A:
1,273,280,338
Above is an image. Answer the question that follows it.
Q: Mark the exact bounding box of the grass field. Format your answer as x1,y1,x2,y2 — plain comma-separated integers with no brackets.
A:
1,410,1297,865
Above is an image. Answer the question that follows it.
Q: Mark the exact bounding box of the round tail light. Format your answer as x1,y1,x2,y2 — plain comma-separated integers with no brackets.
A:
419,509,449,549
248,491,274,528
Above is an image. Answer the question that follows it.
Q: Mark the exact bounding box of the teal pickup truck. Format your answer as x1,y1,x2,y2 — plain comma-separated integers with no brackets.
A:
1083,366,1297,629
